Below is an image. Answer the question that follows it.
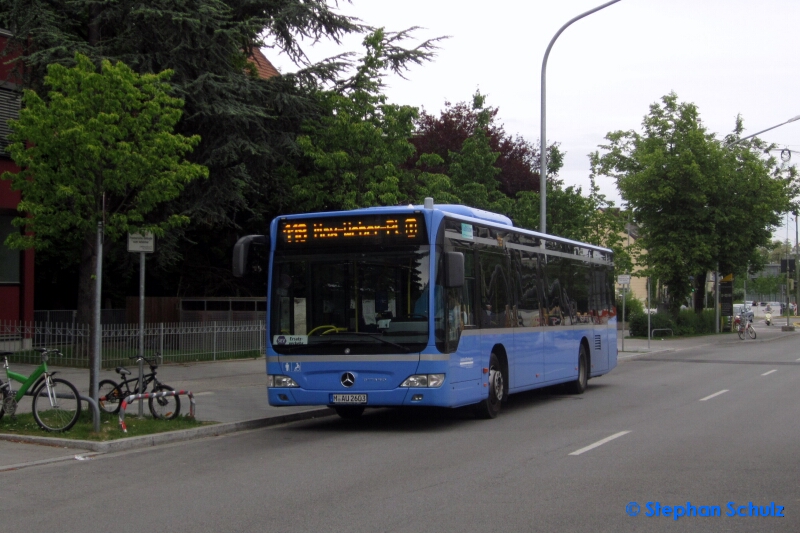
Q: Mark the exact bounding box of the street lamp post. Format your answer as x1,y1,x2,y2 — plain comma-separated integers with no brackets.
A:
725,114,800,148
724,114,800,332
539,0,622,234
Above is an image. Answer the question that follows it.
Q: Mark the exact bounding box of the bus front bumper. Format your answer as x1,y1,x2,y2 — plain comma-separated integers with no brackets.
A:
268,386,463,408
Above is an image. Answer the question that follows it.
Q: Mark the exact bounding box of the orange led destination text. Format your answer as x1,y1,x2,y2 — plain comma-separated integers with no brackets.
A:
282,217,420,243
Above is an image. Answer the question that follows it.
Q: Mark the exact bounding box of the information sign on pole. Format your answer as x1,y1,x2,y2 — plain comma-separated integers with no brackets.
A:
617,275,631,286
127,232,154,415
127,232,155,253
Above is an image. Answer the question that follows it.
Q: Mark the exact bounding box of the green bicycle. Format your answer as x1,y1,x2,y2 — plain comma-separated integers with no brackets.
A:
0,348,82,432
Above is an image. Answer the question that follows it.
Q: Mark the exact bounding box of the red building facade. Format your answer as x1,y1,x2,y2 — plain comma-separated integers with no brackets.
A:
0,29,33,323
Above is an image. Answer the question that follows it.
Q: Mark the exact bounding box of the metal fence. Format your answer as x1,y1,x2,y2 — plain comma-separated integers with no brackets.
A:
0,320,265,368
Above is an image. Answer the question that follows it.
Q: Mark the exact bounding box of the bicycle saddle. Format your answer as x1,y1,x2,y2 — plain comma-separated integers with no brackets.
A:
116,366,132,376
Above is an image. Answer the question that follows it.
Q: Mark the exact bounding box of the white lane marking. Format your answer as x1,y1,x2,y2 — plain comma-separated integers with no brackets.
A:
762,370,777,376
569,431,630,456
796,358,800,362
193,391,215,396
699,389,729,401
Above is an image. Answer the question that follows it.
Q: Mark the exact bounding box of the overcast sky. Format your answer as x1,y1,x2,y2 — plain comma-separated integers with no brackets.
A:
267,0,800,239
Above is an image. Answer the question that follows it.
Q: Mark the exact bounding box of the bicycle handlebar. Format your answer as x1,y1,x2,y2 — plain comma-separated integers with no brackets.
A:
129,354,160,366
33,347,63,360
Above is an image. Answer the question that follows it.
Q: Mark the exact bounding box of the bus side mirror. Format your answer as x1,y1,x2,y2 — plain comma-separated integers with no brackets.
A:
444,251,464,288
232,235,269,278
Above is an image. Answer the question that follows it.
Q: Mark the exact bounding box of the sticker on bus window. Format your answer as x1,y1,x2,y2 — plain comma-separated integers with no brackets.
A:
273,335,308,346
461,223,473,240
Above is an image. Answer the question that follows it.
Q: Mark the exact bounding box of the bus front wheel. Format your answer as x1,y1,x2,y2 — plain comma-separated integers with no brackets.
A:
475,353,504,419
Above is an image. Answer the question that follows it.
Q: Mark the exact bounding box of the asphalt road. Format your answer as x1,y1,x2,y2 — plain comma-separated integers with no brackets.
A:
2,327,798,533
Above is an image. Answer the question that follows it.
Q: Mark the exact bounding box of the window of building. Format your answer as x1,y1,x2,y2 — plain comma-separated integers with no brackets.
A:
0,86,21,157
0,215,20,283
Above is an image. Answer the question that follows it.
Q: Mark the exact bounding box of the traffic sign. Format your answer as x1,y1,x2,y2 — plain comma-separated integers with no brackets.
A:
617,275,631,285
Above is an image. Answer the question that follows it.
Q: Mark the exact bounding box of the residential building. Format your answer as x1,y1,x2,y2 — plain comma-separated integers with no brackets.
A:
0,29,33,323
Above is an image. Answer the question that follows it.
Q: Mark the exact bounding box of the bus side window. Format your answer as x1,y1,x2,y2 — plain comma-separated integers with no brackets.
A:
517,250,543,327
479,251,511,328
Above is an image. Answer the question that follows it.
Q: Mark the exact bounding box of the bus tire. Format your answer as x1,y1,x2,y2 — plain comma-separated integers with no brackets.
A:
566,344,588,395
475,353,504,419
335,406,365,420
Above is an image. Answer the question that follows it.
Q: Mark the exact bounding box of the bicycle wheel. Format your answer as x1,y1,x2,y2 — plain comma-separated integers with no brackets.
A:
32,377,81,432
737,325,745,340
98,379,123,414
748,325,757,339
148,384,180,420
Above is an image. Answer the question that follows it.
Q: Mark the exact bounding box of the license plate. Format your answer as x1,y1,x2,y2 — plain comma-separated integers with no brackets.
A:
331,394,367,404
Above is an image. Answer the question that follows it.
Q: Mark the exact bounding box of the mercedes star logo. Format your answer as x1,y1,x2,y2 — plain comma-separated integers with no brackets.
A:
341,372,355,387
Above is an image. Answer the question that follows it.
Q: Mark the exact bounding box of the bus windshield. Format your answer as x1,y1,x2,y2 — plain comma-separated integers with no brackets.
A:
270,247,430,355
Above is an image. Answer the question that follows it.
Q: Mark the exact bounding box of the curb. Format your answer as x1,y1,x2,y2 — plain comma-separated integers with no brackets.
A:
0,407,335,454
618,348,674,362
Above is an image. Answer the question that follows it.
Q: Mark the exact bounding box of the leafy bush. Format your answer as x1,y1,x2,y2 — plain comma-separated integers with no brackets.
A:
629,309,717,337
616,292,644,321
675,309,717,335
629,311,673,337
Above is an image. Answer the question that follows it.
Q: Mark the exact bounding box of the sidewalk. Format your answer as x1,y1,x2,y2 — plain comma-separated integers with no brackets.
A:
617,325,799,360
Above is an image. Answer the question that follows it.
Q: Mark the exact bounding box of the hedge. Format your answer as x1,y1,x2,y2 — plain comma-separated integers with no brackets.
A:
629,309,717,337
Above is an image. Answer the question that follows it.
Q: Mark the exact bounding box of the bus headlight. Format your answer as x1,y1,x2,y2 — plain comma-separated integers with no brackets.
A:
400,374,445,388
268,375,299,388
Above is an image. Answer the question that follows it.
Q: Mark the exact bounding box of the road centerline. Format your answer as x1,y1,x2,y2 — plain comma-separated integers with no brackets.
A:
699,389,729,401
569,431,630,456
762,369,777,376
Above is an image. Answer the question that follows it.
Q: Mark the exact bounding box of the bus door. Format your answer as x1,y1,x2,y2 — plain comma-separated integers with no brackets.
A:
440,246,481,386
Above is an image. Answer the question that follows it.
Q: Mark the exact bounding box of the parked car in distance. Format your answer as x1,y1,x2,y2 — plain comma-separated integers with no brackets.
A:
734,305,754,322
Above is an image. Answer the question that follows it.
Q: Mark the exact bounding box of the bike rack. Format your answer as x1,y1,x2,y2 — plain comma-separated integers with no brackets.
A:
80,395,101,433
118,390,195,433
651,328,674,337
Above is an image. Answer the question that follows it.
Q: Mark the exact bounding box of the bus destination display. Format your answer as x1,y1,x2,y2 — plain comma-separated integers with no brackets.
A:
278,214,426,248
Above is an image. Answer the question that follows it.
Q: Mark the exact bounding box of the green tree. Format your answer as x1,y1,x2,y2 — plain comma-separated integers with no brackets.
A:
1,53,207,327
0,1,441,300
511,173,630,275
408,91,629,272
290,30,421,212
595,93,793,315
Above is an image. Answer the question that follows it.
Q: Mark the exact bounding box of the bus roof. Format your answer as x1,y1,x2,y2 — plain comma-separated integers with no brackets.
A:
276,201,612,254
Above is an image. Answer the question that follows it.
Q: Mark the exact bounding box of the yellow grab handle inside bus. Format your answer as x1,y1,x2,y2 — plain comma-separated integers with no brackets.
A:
307,325,347,336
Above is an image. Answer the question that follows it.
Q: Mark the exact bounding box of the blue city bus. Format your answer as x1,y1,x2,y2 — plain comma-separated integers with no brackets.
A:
233,198,617,419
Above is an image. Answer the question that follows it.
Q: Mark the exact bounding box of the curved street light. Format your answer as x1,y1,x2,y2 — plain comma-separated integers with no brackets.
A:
725,114,800,148
540,0,622,234
722,113,800,331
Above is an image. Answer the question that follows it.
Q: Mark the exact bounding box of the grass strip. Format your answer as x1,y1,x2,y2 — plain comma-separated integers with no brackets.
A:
0,410,216,441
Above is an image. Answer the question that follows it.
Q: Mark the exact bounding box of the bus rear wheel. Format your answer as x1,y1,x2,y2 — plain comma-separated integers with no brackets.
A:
335,406,365,420
475,353,504,419
566,344,588,394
